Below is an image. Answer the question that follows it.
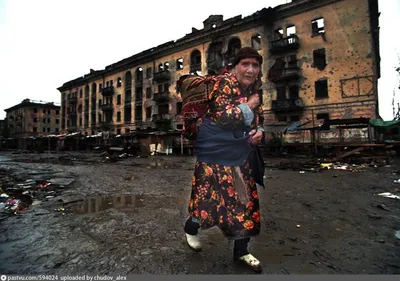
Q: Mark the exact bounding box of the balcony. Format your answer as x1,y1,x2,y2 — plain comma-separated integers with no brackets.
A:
271,98,304,112
153,91,170,103
270,35,300,54
270,66,301,83
101,103,113,111
135,99,143,106
153,70,171,83
135,79,143,86
68,96,77,104
152,114,171,123
125,99,132,106
100,86,114,96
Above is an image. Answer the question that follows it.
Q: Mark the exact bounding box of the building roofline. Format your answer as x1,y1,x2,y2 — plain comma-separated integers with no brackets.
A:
5,99,60,113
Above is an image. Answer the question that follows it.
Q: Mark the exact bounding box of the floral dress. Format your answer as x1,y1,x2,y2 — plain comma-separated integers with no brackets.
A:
188,73,264,239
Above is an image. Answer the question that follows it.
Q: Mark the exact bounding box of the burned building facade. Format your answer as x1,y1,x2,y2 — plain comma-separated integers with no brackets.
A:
4,99,61,138
57,0,380,147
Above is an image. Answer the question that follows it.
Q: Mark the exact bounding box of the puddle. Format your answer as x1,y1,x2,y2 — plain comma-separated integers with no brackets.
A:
64,194,145,214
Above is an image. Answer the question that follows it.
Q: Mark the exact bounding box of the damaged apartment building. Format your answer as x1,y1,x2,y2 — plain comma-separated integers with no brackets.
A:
57,0,380,152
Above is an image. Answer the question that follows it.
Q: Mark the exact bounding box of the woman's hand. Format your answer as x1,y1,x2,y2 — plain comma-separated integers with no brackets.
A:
246,94,260,110
248,129,263,145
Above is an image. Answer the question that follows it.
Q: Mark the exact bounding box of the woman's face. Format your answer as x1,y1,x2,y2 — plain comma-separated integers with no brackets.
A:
233,58,260,90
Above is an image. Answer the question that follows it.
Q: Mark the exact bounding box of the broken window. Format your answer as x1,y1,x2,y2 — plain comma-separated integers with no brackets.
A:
287,55,297,68
117,77,122,87
312,18,325,36
287,25,296,36
206,42,223,73
274,28,283,40
135,106,142,121
313,49,327,70
190,50,202,73
164,62,170,71
176,58,184,70
117,112,121,122
158,104,169,115
316,112,330,130
315,79,328,98
146,107,152,119
146,68,152,78
124,107,131,122
125,90,132,102
227,38,241,65
276,86,286,100
85,86,90,98
146,87,152,99
136,67,143,81
251,34,262,50
289,85,299,99
135,87,143,101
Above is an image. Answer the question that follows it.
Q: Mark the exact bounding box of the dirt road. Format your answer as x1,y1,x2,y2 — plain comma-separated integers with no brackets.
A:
0,151,399,274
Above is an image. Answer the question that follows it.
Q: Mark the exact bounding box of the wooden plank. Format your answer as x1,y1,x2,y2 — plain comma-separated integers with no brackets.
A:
333,147,365,161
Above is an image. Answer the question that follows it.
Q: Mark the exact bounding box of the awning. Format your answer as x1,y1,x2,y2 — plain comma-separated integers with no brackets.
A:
369,119,400,127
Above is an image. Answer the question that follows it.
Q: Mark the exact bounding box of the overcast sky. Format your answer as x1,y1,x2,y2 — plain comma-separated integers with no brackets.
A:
0,0,399,120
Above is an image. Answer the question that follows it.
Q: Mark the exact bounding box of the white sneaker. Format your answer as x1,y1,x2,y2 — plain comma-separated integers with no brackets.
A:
185,233,202,252
237,253,262,272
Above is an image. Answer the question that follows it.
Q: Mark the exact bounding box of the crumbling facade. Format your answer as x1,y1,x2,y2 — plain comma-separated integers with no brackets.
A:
57,0,380,149
4,99,61,138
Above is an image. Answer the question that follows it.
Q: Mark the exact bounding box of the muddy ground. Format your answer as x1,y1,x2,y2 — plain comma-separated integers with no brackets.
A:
0,150,399,275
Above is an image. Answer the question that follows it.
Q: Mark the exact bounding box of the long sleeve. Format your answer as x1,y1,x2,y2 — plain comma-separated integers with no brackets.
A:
207,76,251,127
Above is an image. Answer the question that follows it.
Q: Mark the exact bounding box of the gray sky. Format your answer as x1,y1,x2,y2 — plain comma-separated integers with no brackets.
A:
0,0,399,120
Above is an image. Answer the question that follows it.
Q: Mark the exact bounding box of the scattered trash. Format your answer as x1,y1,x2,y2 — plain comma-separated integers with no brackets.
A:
377,192,400,200
299,171,305,174
321,163,333,169
296,224,301,228
37,182,52,189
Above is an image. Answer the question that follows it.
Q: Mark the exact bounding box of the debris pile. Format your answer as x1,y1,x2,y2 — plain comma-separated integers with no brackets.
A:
0,169,75,216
